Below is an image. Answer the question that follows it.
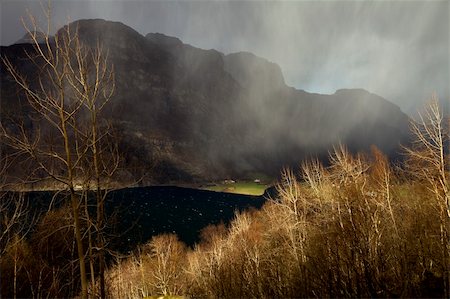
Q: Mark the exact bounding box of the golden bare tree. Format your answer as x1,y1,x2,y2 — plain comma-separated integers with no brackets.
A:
1,5,117,298
403,94,449,297
404,94,449,218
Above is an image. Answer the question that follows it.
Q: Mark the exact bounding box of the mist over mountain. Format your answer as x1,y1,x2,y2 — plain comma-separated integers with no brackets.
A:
1,19,411,183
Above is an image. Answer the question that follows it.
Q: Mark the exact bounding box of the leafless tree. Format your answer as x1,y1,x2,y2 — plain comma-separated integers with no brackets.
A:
1,4,118,297
0,156,36,299
403,94,449,297
404,95,449,218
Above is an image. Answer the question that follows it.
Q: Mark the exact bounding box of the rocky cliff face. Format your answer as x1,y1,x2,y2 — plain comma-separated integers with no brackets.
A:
1,19,411,183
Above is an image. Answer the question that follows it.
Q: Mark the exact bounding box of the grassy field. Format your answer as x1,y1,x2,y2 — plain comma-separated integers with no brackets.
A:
202,181,269,196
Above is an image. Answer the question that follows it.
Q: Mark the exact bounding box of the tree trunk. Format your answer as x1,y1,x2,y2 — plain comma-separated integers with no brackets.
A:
71,190,88,299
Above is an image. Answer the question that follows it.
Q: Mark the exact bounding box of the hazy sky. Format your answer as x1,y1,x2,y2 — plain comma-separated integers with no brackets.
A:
1,0,449,115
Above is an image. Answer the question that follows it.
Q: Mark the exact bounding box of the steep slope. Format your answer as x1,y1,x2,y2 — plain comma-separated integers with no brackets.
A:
1,19,411,183
14,31,50,44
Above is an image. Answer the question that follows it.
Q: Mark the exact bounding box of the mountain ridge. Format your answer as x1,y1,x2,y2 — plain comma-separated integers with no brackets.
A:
1,19,412,184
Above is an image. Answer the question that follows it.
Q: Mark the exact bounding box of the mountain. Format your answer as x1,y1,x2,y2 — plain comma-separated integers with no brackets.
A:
14,31,51,44
0,19,411,184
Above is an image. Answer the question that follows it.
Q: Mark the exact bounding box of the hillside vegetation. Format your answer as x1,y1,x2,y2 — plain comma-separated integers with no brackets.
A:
0,66,447,297
0,13,447,299
99,100,449,299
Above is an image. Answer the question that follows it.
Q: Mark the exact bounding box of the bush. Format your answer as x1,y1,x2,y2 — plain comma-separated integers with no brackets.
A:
104,141,448,298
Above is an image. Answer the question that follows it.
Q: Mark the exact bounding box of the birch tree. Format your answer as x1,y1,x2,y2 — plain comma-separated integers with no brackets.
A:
1,6,117,298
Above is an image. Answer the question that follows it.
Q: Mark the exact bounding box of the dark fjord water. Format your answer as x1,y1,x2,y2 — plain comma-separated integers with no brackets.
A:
25,186,268,251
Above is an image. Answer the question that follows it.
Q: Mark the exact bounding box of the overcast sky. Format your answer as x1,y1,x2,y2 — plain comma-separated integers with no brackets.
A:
1,0,449,116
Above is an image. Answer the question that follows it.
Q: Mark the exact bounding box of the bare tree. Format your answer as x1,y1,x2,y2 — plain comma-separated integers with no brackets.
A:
404,94,449,218
0,157,36,299
1,5,118,298
403,94,450,297
0,158,32,256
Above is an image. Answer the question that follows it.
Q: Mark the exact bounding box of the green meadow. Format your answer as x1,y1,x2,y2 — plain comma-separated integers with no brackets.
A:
202,181,269,196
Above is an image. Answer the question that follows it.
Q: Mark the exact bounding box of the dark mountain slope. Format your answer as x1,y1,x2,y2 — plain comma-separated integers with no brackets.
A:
14,31,50,44
1,19,411,183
